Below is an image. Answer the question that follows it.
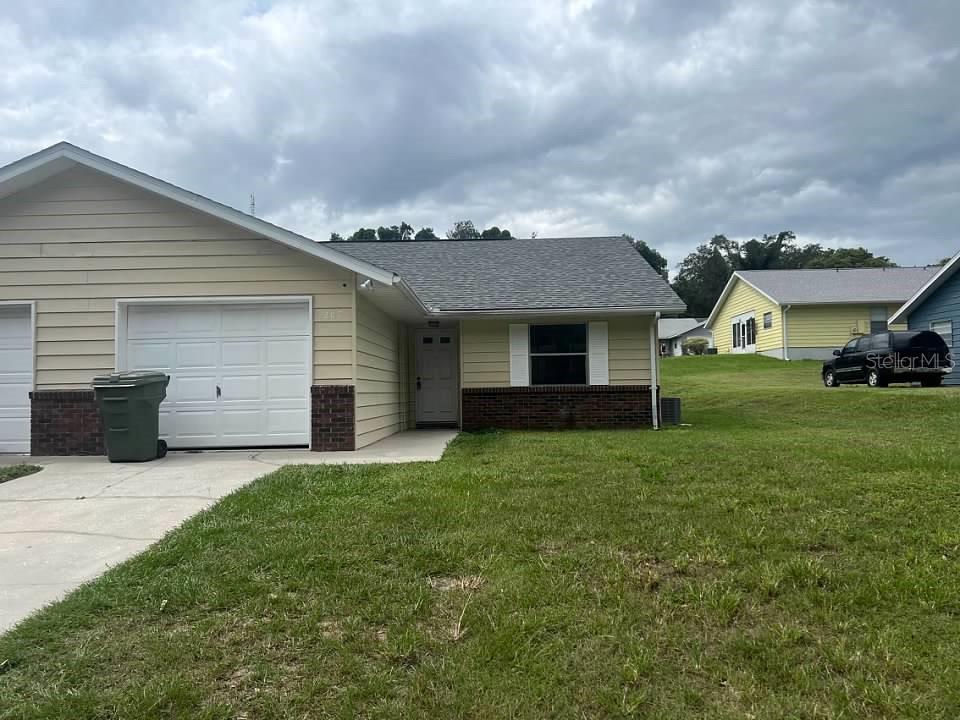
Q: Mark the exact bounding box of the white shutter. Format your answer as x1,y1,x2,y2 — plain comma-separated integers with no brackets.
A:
588,321,609,385
509,323,529,386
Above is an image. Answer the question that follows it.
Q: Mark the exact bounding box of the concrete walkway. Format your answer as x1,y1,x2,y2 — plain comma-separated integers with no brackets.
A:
0,430,457,633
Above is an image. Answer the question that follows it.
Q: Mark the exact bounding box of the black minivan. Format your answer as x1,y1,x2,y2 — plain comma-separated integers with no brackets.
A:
822,330,953,387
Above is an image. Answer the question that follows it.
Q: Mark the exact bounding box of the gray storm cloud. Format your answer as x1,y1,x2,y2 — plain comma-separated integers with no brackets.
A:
1,0,958,269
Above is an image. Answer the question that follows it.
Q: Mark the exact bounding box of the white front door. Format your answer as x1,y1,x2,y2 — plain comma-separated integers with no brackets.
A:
124,302,311,449
415,329,458,424
731,312,757,353
0,305,32,454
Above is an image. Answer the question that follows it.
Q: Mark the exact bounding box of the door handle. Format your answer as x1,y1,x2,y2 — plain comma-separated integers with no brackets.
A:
216,385,221,398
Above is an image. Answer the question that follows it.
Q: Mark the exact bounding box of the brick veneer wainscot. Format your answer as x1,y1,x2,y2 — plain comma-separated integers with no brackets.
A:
461,385,655,431
30,390,105,456
311,385,355,451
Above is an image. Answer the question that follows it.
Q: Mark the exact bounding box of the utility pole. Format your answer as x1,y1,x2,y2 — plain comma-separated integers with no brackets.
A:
249,193,256,216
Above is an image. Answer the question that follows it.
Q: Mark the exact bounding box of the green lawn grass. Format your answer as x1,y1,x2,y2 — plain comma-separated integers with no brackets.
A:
0,465,40,485
2,356,960,719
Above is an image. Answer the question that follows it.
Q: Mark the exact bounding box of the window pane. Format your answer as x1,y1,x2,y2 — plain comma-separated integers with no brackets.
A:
870,320,888,334
531,355,587,385
530,324,587,354
763,312,773,329
422,337,433,344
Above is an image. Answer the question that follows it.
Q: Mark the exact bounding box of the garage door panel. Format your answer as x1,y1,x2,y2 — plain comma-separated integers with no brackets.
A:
221,306,266,334
0,306,31,454
0,380,31,410
266,374,307,400
222,340,261,367
220,409,263,438
174,308,220,335
176,341,218,369
0,347,31,368
221,374,262,401
125,302,310,449
174,375,218,403
128,340,172,370
267,338,308,365
266,409,308,435
170,409,220,439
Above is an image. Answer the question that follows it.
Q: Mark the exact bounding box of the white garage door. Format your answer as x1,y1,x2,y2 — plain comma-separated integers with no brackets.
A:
0,305,32,454
125,302,311,449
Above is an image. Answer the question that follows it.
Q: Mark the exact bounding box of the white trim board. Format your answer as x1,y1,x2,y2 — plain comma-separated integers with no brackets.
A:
705,272,780,329
0,142,399,287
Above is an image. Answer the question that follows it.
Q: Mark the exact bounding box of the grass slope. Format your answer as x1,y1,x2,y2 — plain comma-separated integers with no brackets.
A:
2,356,960,719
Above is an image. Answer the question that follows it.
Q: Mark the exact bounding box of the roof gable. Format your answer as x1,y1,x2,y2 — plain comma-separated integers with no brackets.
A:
0,141,398,286
335,237,686,314
890,251,960,324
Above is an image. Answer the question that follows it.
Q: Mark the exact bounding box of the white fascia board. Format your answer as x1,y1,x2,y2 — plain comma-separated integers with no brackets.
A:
429,305,685,319
705,272,781,329
889,251,960,325
0,142,399,286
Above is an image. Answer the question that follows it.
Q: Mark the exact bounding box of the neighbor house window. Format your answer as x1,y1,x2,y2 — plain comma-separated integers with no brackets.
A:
530,324,587,385
763,312,773,329
931,320,953,348
870,306,888,334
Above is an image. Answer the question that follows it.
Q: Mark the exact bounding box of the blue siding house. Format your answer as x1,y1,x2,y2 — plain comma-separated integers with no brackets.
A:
890,251,960,386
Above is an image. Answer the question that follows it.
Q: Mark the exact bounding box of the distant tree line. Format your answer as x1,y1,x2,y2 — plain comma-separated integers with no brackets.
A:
665,231,895,317
330,219,512,242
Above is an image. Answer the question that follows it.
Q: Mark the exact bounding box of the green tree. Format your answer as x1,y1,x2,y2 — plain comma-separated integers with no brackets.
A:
671,231,897,318
446,220,481,239
414,227,438,240
671,237,732,317
347,227,378,242
376,225,401,241
329,232,345,242
480,226,512,239
802,247,894,268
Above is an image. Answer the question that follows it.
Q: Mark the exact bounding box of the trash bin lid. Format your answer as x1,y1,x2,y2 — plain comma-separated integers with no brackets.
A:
92,371,169,387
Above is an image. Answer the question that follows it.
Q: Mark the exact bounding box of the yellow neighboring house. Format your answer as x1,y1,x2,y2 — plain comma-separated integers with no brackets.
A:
705,267,939,360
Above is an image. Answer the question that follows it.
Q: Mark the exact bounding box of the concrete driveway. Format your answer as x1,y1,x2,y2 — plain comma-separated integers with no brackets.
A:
0,430,457,633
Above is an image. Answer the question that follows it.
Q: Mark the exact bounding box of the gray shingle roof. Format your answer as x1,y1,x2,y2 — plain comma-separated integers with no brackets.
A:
333,237,685,312
659,318,705,339
738,267,939,304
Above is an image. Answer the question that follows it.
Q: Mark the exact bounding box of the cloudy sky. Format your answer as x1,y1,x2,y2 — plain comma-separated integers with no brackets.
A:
2,0,958,271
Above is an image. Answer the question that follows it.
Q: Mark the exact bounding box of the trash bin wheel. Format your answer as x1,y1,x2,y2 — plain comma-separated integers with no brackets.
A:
157,439,168,459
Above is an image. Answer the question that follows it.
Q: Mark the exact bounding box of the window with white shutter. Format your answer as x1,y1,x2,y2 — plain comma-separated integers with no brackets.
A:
587,321,609,385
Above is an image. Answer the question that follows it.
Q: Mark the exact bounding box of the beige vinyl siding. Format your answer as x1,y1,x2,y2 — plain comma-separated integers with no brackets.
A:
787,304,906,348
608,316,653,384
461,320,510,387
712,278,782,354
460,316,654,387
0,166,355,389
355,295,405,448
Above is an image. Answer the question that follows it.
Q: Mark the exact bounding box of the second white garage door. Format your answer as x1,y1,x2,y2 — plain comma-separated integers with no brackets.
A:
125,302,311,449
0,305,32,454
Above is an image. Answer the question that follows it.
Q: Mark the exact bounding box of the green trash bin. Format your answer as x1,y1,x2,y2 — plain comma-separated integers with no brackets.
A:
92,371,170,463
